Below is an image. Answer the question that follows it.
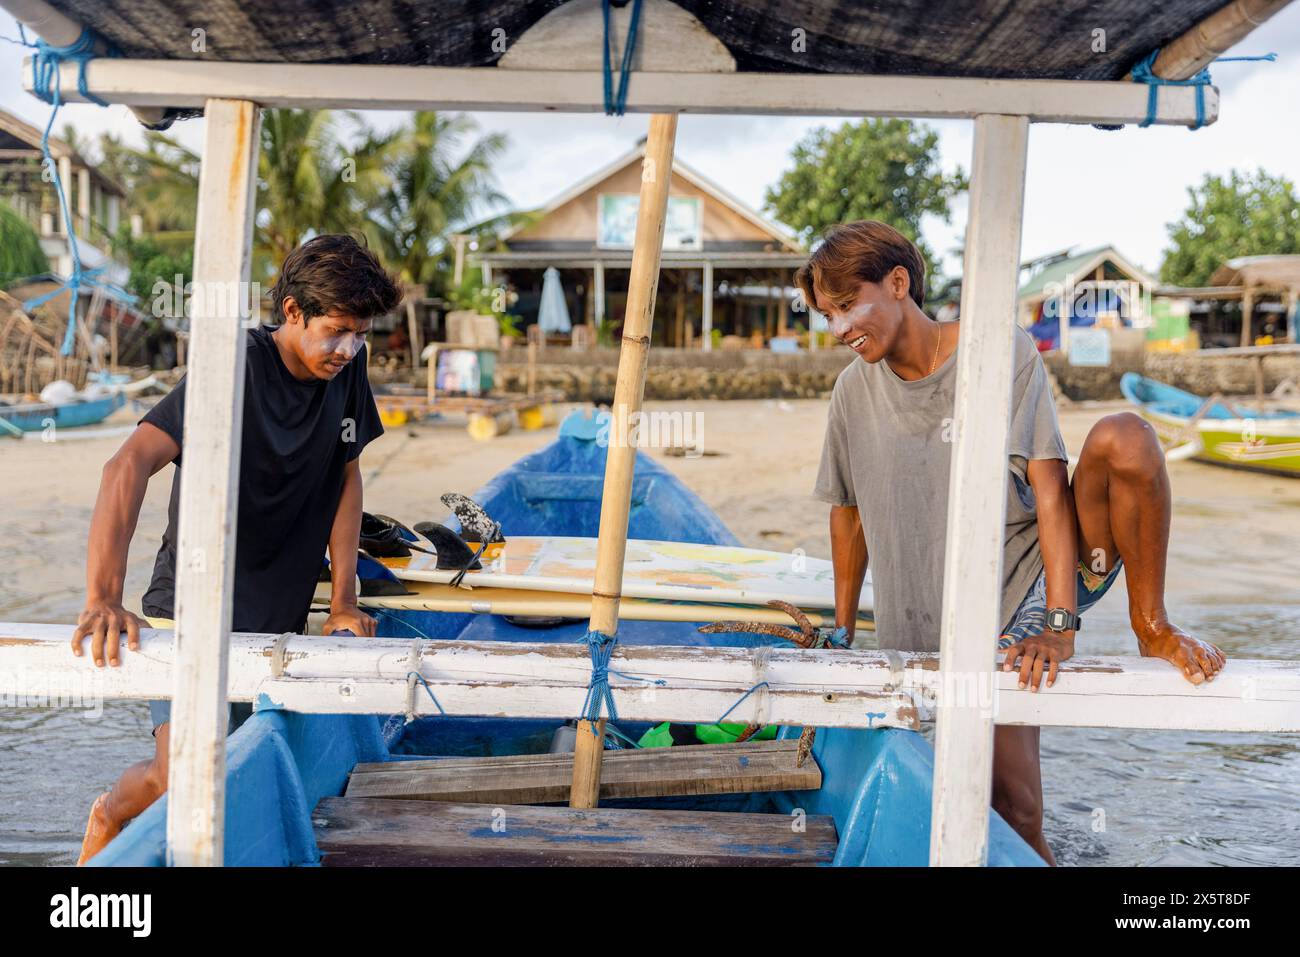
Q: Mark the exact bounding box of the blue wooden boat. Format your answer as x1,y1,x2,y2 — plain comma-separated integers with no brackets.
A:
1121,372,1300,477
87,411,1042,867
0,389,126,433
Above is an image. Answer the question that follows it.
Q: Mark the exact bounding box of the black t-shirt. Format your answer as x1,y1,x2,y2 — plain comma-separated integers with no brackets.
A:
141,325,383,632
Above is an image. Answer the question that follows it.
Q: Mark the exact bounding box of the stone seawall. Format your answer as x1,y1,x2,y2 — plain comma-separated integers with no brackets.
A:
494,346,856,400
1047,351,1300,401
380,345,1299,402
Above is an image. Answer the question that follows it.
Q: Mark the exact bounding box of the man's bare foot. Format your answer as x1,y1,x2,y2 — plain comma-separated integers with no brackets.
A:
76,792,121,866
1134,618,1226,684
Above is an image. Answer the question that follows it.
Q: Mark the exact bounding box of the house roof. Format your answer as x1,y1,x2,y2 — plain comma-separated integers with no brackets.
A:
498,138,802,253
0,108,126,197
39,1,1229,81
1210,255,1300,289
1017,244,1155,300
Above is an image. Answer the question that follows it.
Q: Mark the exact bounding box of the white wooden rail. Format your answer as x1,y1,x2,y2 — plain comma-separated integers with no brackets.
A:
167,99,261,867
4,625,1297,734
29,60,1218,126
931,114,1031,867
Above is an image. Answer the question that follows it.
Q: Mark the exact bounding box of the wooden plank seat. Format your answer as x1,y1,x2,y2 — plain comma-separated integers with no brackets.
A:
345,740,822,805
313,798,838,866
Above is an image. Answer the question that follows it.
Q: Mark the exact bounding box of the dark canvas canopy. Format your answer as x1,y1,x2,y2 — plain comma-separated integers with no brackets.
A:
44,0,1228,79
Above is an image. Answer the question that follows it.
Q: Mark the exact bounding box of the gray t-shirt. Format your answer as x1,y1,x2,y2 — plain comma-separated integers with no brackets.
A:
814,325,1067,652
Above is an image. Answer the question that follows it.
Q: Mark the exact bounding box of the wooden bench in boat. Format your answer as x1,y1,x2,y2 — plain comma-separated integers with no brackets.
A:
313,798,838,866
345,739,822,804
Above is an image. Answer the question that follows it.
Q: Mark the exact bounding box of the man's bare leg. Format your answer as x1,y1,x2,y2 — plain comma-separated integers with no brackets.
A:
1071,412,1226,682
992,724,1055,865
77,722,169,865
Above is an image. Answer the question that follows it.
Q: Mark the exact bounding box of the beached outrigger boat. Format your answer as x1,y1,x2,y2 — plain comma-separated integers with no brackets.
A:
79,413,1041,866
1121,372,1300,477
0,388,124,433
6,0,1298,869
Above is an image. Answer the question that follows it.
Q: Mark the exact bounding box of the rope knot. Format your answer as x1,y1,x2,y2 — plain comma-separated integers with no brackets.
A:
579,629,620,729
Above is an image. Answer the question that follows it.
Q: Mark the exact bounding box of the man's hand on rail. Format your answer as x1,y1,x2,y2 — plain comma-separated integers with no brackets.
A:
1001,629,1075,692
72,600,145,667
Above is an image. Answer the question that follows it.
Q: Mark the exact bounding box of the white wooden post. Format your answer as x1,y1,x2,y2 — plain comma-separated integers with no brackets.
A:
167,98,261,867
77,166,90,234
593,260,606,330
56,155,71,235
930,113,1030,867
701,261,714,351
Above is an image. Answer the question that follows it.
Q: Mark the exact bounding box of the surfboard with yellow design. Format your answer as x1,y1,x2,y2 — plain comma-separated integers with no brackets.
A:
379,537,873,612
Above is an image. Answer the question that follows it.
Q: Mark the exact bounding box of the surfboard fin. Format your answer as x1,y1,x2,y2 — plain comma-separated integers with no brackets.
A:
413,522,483,571
440,492,505,545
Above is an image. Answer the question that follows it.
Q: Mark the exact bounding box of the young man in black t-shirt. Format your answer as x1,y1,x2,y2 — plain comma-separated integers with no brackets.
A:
70,234,401,864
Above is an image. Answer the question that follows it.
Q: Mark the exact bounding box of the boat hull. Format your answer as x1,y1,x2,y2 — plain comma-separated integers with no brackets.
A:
1121,373,1300,477
88,412,1043,867
0,390,126,432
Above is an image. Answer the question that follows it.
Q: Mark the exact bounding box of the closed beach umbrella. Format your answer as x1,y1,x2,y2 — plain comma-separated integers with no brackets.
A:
538,267,572,334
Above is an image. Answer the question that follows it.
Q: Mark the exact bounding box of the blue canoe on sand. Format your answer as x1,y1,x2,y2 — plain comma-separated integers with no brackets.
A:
88,411,1042,867
0,390,125,434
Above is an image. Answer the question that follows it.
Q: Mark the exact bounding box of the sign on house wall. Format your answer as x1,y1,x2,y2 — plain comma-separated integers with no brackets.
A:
597,194,702,250
1068,327,1111,366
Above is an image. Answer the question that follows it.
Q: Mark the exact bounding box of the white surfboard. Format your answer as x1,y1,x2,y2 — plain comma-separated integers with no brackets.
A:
315,580,874,630
380,537,873,612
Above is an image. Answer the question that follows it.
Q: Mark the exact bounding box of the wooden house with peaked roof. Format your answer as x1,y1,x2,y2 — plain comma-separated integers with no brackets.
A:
0,106,129,287
474,138,807,348
1017,244,1156,351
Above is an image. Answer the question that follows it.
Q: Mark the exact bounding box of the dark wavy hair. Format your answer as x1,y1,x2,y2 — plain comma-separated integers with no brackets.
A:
269,234,401,324
796,220,926,312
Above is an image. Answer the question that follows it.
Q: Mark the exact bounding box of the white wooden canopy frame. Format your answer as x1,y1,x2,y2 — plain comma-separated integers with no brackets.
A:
7,0,1296,869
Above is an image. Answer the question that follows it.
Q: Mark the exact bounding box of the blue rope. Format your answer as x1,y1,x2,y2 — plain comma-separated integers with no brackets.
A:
1131,49,1276,130
406,671,448,715
601,723,644,750
710,681,771,726
378,612,434,639
826,626,851,648
577,629,665,749
601,0,644,116
14,26,121,355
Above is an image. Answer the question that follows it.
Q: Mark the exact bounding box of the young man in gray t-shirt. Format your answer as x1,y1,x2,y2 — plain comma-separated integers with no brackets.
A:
801,220,1226,864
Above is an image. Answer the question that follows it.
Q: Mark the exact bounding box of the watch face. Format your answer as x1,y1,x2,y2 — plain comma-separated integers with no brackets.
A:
1047,609,1068,631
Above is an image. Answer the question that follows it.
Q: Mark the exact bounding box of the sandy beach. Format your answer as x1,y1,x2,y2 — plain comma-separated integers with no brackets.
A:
1,396,1297,865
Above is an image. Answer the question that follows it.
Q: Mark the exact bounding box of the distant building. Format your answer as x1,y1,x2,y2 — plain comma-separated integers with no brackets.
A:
1142,257,1300,351
0,107,130,289
1017,245,1155,352
473,138,808,349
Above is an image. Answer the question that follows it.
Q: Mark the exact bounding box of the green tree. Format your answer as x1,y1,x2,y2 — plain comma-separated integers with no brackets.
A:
0,203,50,283
256,110,396,277
1160,169,1300,287
763,119,966,297
98,131,200,256
111,227,193,307
366,112,508,294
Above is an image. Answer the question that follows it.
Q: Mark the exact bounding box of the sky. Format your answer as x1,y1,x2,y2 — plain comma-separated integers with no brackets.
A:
3,5,1299,278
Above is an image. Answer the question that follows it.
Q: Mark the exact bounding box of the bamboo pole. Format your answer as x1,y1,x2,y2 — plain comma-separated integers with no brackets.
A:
569,113,678,809
1151,0,1293,80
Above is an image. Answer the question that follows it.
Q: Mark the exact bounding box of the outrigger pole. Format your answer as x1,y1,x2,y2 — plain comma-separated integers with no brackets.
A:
570,113,678,809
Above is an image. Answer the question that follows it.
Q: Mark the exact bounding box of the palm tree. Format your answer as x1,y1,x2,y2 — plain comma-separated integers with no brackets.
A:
366,112,508,295
98,131,200,254
255,109,397,278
